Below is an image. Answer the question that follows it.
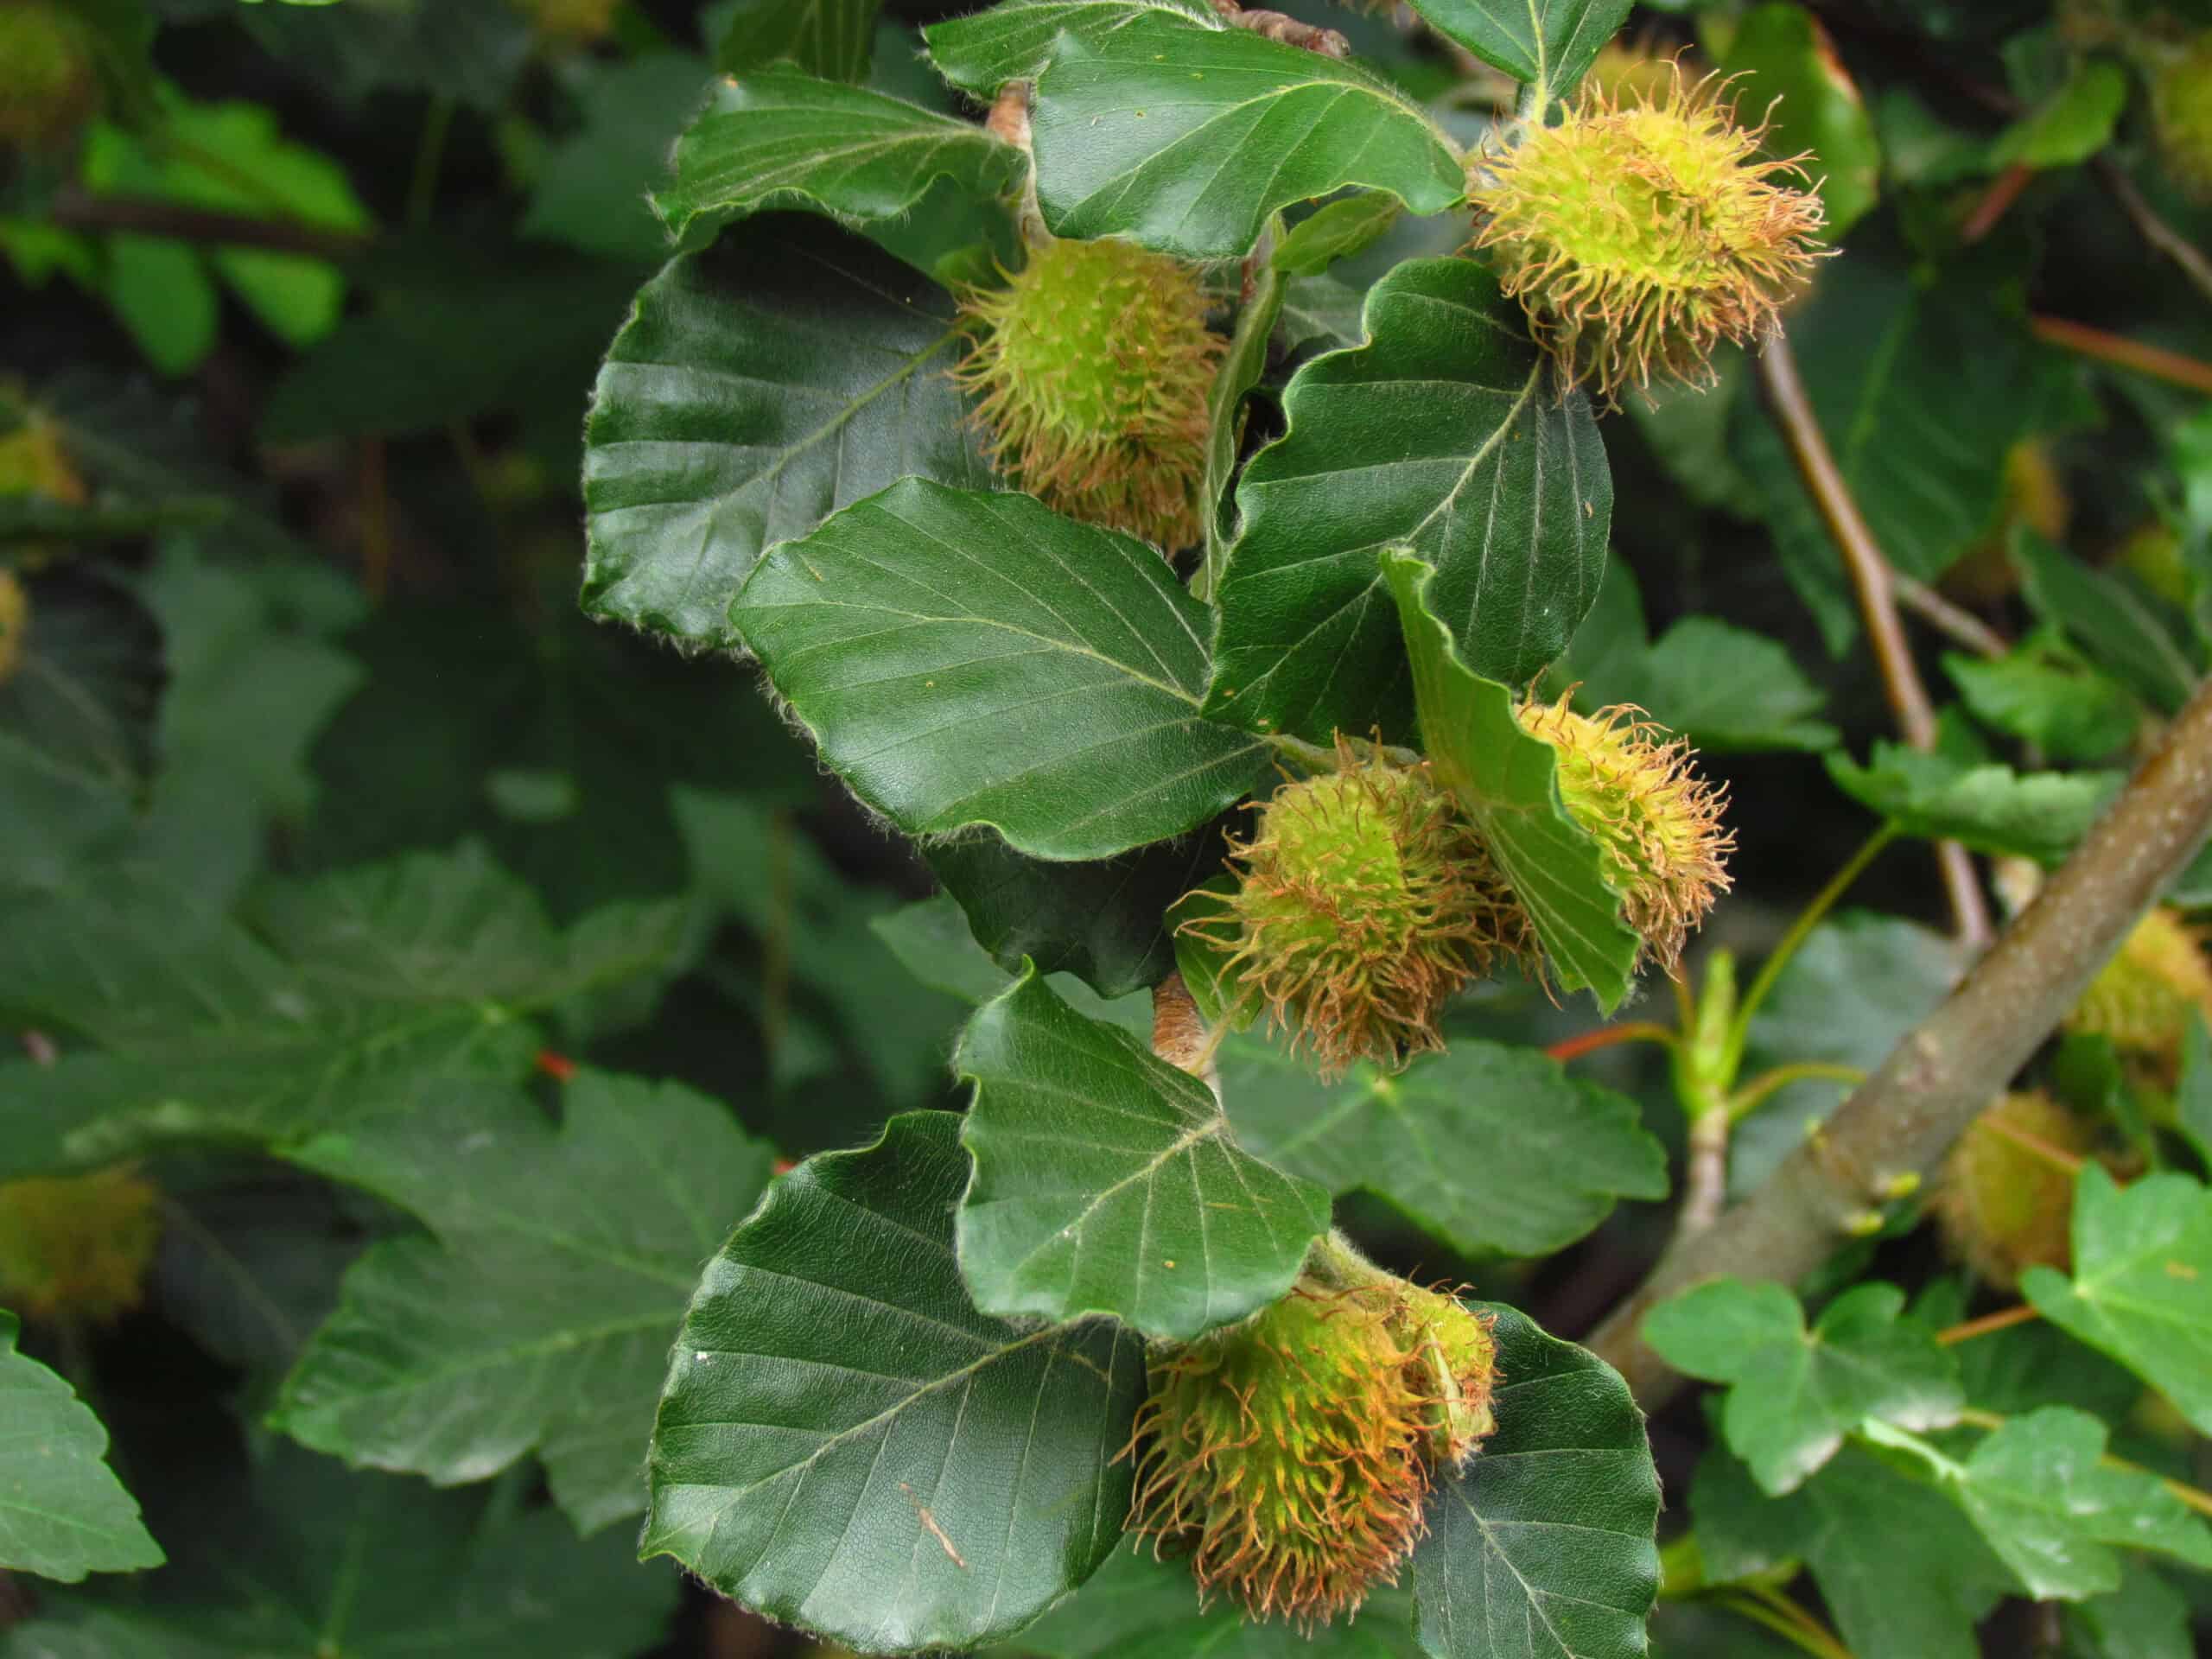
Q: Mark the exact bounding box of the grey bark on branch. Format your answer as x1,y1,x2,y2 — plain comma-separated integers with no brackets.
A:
1587,670,2212,1405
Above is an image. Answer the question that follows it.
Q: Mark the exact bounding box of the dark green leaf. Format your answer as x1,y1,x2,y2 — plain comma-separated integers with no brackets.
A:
1411,1305,1660,1659
1826,740,2120,862
2014,529,2202,716
925,0,1222,96
524,54,715,262
2023,1166,2212,1434
652,72,1022,248
1029,18,1465,260
734,480,1271,861
1272,194,1403,276
1382,552,1642,1009
2178,1014,2212,1169
1400,0,1629,99
643,1111,1144,1654
956,969,1328,1338
1278,271,1368,353
713,0,884,81
581,218,997,651
1643,1280,1961,1494
1209,259,1609,744
2063,1566,2193,1659
0,1312,162,1583
926,826,1231,1000
1692,1439,2012,1659
0,566,161,791
1720,3,1881,235
272,1071,772,1532
1578,612,1839,753
3,1440,676,1658
1945,642,2142,762
1222,1034,1668,1260
226,0,531,111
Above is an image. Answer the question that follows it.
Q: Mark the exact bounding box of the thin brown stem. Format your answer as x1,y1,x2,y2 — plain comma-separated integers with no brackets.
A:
1893,573,2011,659
43,187,372,259
2031,316,2212,396
1758,334,1994,949
1547,1022,1677,1063
2095,157,2212,308
1936,1302,2041,1345
1961,162,2036,245
1588,670,2212,1404
1728,1061,1866,1119
1681,1107,1732,1234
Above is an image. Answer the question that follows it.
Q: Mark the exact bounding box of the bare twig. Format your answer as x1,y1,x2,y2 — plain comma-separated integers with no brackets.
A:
44,187,371,259
1936,1303,2040,1345
2095,157,2212,309
1681,1109,1731,1233
1758,334,1995,949
1893,574,2011,659
1588,670,2212,1404
2031,315,2212,396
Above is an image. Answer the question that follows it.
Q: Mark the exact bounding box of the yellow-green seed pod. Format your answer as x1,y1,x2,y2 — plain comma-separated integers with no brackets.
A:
2152,35,2212,199
0,1166,162,1326
1128,1280,1497,1625
2066,905,2212,1084
1516,697,1732,969
1185,745,1529,1077
955,236,1224,550
0,1,98,152
1934,1092,2094,1291
1467,67,1825,397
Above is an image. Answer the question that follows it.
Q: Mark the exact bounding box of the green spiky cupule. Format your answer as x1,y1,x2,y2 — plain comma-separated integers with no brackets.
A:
1934,1092,2094,1291
1128,1260,1497,1625
1517,697,1730,969
0,1165,162,1325
1466,67,1825,398
1186,744,1529,1077
0,1,98,151
954,236,1224,551
2152,34,2212,198
2065,905,2212,1085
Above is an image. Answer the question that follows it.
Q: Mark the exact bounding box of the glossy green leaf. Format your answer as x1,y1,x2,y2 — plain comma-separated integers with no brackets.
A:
734,480,1272,861
956,969,1328,1338
1029,18,1465,260
926,826,1231,999
1720,3,1881,235
272,1071,772,1532
0,1313,162,1583
1273,194,1402,276
1945,642,2141,762
1222,1034,1668,1260
1934,1408,2212,1599
581,219,997,651
1643,1280,1961,1495
2014,529,2201,716
1827,740,2120,863
1004,1545,1424,1657
1401,0,1629,99
0,846,681,1181
925,0,1221,95
644,1111,1144,1654
1198,251,1283,598
1411,1305,1661,1659
1989,60,2127,169
2,1440,675,1659
1278,271,1368,353
2024,1166,2212,1435
1209,259,1610,743
1692,1440,2012,1659
1383,552,1642,1009
713,0,884,81
2063,1566,2194,1659
652,72,1023,247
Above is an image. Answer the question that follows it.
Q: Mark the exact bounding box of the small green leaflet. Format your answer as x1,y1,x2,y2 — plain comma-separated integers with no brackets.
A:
1271,193,1402,277
2023,1166,2212,1435
1222,1034,1668,1261
1209,259,1609,743
1988,60,2129,169
956,968,1329,1340
581,219,998,652
1402,0,1630,100
2014,529,2201,717
1827,740,2120,864
1643,1280,1961,1495
0,1312,162,1584
1944,642,2140,762
734,480,1272,861
644,1112,1144,1654
652,72,1023,246
1382,551,1641,1010
1029,18,1465,260
925,0,1223,96
712,0,884,82
1411,1306,1660,1659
